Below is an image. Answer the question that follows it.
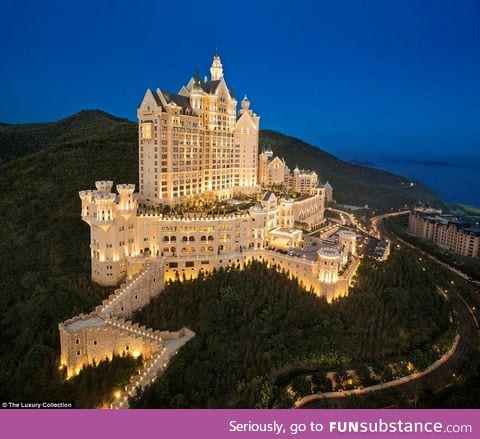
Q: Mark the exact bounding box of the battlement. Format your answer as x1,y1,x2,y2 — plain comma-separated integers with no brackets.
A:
318,246,341,259
105,316,164,343
116,184,135,193
95,180,113,193
138,212,251,221
93,192,117,203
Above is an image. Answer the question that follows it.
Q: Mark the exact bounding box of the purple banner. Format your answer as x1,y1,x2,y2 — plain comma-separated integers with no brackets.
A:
1,409,477,438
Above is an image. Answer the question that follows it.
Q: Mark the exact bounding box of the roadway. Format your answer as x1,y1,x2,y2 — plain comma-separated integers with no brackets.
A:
299,209,479,408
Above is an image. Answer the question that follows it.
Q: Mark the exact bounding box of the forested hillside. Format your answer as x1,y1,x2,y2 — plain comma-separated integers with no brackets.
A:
260,130,441,209
130,253,452,408
0,112,137,400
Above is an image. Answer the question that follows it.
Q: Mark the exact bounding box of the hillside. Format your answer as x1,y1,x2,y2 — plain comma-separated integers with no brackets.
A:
0,111,138,400
0,110,132,163
0,110,441,209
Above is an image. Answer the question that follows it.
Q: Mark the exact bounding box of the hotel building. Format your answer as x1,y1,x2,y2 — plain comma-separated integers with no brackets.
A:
138,51,259,206
409,207,480,258
61,52,361,384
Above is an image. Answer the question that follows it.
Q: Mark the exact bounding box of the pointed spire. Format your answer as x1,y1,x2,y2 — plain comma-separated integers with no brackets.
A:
210,49,223,80
194,67,200,83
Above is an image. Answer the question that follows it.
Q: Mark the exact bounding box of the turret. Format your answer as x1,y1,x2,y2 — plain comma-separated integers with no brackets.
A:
317,247,342,284
324,181,333,202
239,95,251,116
116,184,136,213
249,203,268,249
79,190,94,223
95,180,113,193
338,230,357,257
210,50,223,81
338,230,357,265
280,198,294,230
264,144,273,158
92,192,116,226
190,69,203,111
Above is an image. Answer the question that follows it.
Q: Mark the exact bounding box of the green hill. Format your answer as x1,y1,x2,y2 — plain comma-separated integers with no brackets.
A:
0,111,139,400
0,110,132,163
0,110,441,210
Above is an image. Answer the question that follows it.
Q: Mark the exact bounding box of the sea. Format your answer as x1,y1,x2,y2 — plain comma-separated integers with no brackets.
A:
335,152,480,208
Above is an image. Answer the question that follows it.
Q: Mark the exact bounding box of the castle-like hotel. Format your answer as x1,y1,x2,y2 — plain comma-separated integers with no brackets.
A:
59,53,359,404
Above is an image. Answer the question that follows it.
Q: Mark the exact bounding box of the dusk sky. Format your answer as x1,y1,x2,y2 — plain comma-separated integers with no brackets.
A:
1,0,479,155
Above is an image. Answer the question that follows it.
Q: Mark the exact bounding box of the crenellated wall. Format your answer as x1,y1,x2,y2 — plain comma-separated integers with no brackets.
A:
59,313,164,378
59,261,193,379
95,261,164,319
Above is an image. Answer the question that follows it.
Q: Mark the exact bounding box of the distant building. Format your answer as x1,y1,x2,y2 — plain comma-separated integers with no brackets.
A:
258,148,323,195
324,181,333,202
292,166,318,193
409,207,480,258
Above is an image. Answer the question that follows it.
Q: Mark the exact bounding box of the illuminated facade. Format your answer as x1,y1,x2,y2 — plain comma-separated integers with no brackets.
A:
257,148,320,195
409,207,480,258
62,52,361,399
77,52,355,296
138,52,259,207
79,181,328,287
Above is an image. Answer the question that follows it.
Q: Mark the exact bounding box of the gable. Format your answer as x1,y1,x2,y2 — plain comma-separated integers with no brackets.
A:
235,111,256,129
139,89,161,112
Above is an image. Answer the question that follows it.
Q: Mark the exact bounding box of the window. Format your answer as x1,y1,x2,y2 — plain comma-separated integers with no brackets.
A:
93,340,97,346
141,123,153,140
75,339,80,345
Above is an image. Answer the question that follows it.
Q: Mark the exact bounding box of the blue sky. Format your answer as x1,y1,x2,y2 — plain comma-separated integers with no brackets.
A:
1,0,479,155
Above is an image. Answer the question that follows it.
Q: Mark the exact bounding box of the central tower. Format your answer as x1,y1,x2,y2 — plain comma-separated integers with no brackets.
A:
210,50,223,80
137,52,260,207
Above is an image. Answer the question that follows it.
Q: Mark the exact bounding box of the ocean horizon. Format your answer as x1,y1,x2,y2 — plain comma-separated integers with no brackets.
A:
335,151,480,208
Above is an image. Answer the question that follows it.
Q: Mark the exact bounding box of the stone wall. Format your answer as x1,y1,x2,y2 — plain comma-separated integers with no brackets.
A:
59,261,193,379
95,261,164,319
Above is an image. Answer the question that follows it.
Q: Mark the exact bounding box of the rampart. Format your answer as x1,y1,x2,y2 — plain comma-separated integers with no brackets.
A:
59,261,195,382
